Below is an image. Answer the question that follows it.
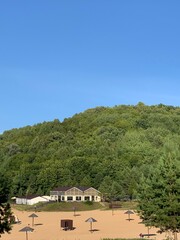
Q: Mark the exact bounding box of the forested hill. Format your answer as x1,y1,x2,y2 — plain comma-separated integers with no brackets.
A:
1,103,180,200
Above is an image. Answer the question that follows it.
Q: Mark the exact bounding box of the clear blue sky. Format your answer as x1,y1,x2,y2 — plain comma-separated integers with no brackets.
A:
1,1,180,133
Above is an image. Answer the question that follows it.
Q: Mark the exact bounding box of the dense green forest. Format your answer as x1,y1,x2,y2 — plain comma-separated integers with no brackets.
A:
1,103,180,200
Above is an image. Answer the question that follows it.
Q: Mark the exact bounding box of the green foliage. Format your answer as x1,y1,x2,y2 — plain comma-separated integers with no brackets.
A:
0,174,12,236
84,200,93,205
137,146,180,235
13,201,103,212
99,176,123,201
0,103,180,205
0,203,12,236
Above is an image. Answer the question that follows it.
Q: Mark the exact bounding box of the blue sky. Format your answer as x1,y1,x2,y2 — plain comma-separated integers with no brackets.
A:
1,1,180,133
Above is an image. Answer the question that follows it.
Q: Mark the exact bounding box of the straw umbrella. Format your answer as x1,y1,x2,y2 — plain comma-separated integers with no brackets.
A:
85,217,97,232
28,213,38,226
124,210,134,221
19,226,34,240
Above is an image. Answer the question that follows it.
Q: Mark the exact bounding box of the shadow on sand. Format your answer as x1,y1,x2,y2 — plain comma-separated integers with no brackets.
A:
89,229,100,233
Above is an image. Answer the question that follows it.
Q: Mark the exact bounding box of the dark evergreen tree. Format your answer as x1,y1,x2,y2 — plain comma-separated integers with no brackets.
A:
0,172,12,236
0,203,12,236
137,150,180,240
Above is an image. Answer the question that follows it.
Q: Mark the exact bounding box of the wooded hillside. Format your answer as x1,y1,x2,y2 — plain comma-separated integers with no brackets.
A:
1,103,180,200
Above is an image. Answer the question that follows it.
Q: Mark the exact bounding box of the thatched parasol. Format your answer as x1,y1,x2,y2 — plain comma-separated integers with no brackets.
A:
124,210,134,221
19,226,34,240
28,213,38,226
85,217,97,232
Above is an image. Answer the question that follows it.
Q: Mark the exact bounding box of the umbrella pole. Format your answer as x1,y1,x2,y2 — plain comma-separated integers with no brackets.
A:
26,231,28,240
90,222,92,232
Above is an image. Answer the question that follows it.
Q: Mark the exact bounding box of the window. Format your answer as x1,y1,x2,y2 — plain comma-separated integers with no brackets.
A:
61,196,64,201
67,196,73,201
84,196,90,201
76,196,81,201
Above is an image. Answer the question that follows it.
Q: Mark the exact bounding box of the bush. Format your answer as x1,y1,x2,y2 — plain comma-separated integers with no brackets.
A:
84,200,93,205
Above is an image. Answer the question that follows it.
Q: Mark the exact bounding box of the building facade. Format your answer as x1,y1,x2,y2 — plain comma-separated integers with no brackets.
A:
50,186,101,202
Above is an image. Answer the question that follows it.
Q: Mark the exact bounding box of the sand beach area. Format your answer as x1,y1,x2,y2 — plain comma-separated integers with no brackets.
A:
1,208,173,240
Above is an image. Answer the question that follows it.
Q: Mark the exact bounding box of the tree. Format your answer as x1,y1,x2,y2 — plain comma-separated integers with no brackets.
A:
99,176,121,201
0,172,12,236
137,151,180,240
0,203,12,236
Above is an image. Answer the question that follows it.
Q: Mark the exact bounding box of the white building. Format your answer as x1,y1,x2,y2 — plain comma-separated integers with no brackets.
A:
50,186,101,202
16,195,50,205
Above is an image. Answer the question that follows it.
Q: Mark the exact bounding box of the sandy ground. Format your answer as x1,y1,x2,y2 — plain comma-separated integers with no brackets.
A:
1,208,177,240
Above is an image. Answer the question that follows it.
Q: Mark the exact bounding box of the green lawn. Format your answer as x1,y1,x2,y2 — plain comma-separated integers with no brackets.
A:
12,200,138,212
12,201,104,212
